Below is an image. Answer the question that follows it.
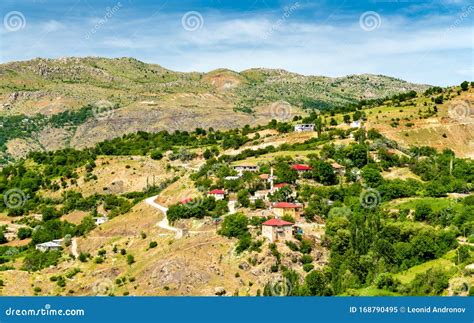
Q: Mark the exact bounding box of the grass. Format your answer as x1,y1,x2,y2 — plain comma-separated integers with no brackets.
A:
232,150,318,166
394,197,460,213
349,286,401,296
394,257,455,285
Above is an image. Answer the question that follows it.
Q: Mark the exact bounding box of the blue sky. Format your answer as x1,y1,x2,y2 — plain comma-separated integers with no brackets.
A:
0,0,473,85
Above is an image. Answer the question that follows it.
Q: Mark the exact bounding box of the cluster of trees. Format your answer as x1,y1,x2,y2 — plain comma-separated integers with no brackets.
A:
167,197,228,223
218,213,262,253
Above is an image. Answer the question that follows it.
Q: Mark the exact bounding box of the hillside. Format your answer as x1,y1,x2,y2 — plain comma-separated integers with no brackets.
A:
0,57,428,160
0,88,472,297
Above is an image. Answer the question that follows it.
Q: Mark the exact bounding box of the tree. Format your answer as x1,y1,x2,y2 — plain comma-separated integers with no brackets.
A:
17,227,32,240
127,254,135,265
218,213,248,238
361,165,383,187
409,268,449,295
343,115,351,124
237,189,250,208
301,270,331,296
309,160,337,185
460,81,469,91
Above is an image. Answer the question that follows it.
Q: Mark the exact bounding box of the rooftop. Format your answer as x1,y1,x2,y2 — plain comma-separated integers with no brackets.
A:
262,218,294,227
273,202,301,209
292,164,313,171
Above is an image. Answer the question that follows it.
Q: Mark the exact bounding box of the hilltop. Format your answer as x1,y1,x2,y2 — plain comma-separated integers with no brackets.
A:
0,57,428,160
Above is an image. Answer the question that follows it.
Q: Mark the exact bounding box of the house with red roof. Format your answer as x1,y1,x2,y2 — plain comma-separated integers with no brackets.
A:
179,197,195,205
262,218,294,242
272,202,303,219
207,189,226,200
291,164,313,171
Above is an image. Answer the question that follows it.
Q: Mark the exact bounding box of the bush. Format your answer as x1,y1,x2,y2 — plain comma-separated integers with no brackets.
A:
22,250,62,272
149,241,158,249
127,254,135,265
375,273,400,292
218,213,248,238
303,264,314,272
285,240,299,252
17,227,32,240
408,268,450,295
300,254,313,264
78,252,88,262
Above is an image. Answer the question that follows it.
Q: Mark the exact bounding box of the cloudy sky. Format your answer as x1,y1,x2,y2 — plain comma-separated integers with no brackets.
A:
1,0,473,85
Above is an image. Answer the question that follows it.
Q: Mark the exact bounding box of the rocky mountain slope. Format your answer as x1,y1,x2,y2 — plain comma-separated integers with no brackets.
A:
0,57,429,159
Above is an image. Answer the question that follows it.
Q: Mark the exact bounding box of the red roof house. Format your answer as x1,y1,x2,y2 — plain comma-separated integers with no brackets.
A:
262,218,294,226
273,202,301,209
207,189,226,200
179,197,194,204
274,183,289,189
208,189,225,195
262,218,293,242
291,164,313,171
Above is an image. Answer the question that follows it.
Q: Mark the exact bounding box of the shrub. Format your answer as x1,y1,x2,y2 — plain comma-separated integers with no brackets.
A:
300,254,313,264
149,241,158,249
303,264,314,272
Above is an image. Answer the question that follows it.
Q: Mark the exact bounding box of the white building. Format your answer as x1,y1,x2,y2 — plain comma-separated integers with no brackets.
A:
95,216,109,226
262,218,294,243
35,240,63,252
233,165,260,173
294,124,315,132
350,120,361,128
208,189,226,200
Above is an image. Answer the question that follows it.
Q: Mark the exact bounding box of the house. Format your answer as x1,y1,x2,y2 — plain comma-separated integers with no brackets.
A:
208,189,226,200
350,120,362,128
294,124,315,132
291,164,313,172
233,165,260,173
179,197,195,205
331,162,346,176
95,216,109,226
224,175,241,180
35,239,63,252
262,218,294,242
271,182,290,193
272,202,303,219
250,190,270,202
